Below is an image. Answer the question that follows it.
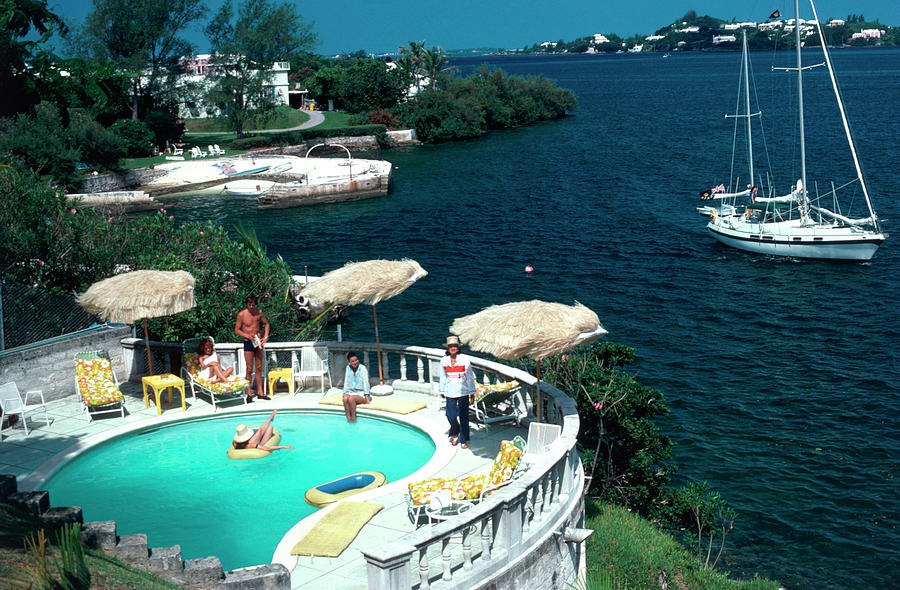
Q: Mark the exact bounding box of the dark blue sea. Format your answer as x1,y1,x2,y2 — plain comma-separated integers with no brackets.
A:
169,49,900,589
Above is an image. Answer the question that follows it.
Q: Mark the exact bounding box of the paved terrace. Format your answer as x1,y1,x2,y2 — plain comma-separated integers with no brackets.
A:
1,340,583,589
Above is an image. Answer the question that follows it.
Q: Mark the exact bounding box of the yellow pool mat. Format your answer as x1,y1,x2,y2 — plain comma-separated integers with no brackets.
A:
291,501,384,557
319,392,427,414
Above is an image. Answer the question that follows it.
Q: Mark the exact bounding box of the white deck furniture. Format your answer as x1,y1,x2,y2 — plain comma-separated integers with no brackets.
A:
0,382,50,436
293,346,331,396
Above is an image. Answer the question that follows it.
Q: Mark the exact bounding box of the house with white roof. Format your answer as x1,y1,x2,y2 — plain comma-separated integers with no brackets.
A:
178,55,290,118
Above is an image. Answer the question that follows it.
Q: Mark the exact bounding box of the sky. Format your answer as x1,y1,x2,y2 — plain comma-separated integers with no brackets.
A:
51,0,900,56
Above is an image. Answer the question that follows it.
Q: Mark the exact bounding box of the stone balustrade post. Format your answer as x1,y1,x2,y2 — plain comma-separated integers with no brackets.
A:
363,541,414,590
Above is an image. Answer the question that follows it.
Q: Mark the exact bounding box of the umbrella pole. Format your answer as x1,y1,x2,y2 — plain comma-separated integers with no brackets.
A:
373,304,384,384
143,319,154,376
535,359,542,423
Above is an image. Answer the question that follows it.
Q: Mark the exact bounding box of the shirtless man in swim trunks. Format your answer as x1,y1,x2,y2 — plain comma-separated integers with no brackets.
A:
234,294,270,401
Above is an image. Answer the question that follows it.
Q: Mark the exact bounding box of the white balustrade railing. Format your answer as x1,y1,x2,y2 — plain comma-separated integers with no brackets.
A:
122,337,583,589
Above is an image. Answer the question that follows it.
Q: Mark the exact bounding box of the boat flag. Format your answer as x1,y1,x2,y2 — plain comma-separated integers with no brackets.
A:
750,186,759,203
712,184,725,194
769,9,781,19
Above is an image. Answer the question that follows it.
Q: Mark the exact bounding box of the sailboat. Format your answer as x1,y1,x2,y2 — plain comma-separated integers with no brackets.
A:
698,0,886,261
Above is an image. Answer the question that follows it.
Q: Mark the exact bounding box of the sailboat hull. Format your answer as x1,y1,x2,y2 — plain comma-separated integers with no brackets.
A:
707,222,884,260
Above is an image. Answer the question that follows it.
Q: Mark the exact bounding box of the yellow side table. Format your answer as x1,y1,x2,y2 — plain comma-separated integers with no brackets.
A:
142,373,186,415
267,367,294,397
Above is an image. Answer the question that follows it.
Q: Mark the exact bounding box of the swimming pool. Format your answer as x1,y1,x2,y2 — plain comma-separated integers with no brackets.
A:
42,411,435,570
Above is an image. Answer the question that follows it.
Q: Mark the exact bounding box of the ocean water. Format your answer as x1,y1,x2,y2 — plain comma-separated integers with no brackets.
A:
168,49,900,588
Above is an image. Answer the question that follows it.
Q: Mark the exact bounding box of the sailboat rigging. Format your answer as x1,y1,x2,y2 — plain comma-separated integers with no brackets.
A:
697,0,886,261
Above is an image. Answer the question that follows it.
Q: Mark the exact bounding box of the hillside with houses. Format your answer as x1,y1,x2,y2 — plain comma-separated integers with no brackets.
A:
520,11,899,54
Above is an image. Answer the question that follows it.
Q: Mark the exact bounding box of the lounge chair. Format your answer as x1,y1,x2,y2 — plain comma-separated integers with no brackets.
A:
472,379,526,429
405,436,526,525
209,144,225,156
74,351,126,420
0,382,50,435
182,337,249,411
190,146,207,158
520,422,562,466
172,146,184,156
213,144,225,156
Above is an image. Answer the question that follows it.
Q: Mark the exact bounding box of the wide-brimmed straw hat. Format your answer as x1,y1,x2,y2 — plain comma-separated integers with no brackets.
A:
233,424,254,443
445,335,461,347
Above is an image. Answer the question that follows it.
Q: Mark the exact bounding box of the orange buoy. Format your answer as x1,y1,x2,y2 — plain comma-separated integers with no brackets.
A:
525,265,534,273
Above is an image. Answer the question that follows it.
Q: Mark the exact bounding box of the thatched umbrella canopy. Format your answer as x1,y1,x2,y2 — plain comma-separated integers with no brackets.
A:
450,300,606,420
301,259,427,306
78,270,196,374
301,259,427,391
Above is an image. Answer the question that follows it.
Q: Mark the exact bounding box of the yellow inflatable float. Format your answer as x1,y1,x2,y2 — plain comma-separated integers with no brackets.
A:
304,471,387,508
226,428,281,460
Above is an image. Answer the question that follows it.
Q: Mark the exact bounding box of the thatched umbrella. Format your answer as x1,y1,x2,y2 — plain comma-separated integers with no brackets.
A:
450,300,607,421
301,259,427,394
78,270,196,375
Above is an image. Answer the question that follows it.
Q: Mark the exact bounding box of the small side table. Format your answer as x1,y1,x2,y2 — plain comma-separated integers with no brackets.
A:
425,500,473,524
142,374,186,415
267,367,294,397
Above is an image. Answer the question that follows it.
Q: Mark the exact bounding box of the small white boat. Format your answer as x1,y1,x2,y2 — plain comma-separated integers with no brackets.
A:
222,181,272,196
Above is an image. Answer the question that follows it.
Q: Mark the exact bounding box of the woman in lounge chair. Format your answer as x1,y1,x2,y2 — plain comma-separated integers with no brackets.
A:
197,338,234,383
232,410,294,451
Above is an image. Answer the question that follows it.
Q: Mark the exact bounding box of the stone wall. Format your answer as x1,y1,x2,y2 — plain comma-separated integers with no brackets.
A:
0,326,130,403
79,168,168,193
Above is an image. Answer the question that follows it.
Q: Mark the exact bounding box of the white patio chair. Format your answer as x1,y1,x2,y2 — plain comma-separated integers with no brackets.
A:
191,146,207,158
172,145,184,156
0,382,50,436
293,346,331,396
213,144,225,155
521,422,561,465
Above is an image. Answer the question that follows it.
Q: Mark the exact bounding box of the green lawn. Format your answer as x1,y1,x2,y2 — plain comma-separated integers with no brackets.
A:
316,111,357,129
583,499,780,590
184,106,310,133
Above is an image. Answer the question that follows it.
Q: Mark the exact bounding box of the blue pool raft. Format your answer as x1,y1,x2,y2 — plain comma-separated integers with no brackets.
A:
304,471,387,508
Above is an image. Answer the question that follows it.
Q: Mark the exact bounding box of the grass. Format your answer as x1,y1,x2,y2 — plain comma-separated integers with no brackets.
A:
316,111,357,129
184,105,310,133
0,502,177,589
582,498,780,590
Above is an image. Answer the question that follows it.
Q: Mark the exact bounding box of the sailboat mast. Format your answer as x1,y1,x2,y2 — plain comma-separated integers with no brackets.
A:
742,31,754,186
808,0,880,230
795,0,809,211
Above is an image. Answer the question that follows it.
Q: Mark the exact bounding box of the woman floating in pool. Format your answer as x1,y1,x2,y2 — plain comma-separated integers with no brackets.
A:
342,351,371,423
197,338,234,383
232,410,294,452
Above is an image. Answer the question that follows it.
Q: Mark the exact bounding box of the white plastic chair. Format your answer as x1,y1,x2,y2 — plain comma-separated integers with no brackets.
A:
191,146,207,158
521,422,561,465
293,346,332,396
171,145,184,156
0,382,50,436
214,144,225,155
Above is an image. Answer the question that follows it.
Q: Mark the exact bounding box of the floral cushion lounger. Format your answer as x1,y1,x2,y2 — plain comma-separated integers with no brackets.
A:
74,351,125,419
182,337,249,411
406,436,526,522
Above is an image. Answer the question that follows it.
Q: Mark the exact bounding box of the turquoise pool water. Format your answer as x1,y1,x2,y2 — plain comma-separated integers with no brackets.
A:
43,411,435,570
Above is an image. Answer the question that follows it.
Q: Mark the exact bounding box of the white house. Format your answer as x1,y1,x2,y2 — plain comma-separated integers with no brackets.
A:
827,19,846,27
723,22,757,30
592,33,610,44
852,29,884,39
713,35,737,44
676,26,700,33
177,55,291,119
645,34,666,41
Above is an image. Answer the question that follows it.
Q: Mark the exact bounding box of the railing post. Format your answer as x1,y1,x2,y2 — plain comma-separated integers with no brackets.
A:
399,354,408,380
417,356,425,383
363,541,414,590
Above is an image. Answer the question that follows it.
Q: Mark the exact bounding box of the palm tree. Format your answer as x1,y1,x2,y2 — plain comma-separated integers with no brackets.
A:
421,46,456,90
398,40,425,91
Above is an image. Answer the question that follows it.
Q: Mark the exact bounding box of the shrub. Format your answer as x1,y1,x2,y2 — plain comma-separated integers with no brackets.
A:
110,118,154,156
540,342,674,512
68,111,126,170
392,89,485,143
0,103,80,188
230,135,273,150
144,110,185,147
367,109,396,128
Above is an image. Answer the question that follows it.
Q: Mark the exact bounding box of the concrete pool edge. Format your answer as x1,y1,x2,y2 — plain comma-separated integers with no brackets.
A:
270,405,455,572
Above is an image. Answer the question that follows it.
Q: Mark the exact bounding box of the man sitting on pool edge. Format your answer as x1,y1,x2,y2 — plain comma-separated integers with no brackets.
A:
232,410,294,452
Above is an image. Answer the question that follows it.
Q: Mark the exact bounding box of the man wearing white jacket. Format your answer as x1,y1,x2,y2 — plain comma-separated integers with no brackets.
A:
440,336,476,449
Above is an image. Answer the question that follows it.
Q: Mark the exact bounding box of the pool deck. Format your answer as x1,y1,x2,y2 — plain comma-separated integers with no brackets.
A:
0,380,525,589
